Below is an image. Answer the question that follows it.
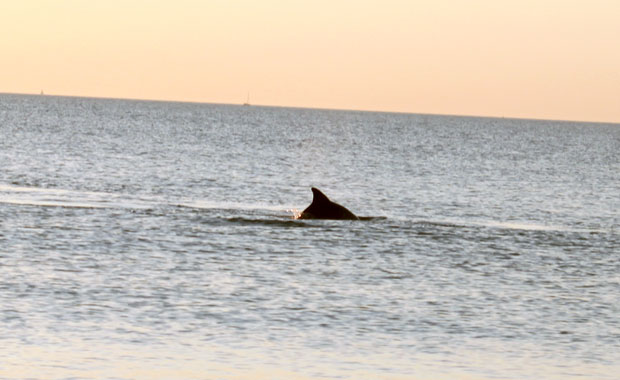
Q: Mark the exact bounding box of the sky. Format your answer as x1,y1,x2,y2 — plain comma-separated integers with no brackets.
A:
2,0,619,123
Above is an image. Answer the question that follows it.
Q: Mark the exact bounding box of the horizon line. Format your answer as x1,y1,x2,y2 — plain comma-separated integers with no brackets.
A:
2,91,618,126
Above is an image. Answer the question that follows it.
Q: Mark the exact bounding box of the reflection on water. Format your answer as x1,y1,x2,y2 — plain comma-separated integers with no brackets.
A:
4,341,615,380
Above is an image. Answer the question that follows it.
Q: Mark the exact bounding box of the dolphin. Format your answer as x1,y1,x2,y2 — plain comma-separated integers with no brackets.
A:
298,187,359,220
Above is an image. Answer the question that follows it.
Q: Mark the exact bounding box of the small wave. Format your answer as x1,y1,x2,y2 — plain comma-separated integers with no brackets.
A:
0,183,158,210
391,215,609,234
0,198,106,209
225,217,314,228
473,220,609,234
413,220,466,228
179,200,292,213
359,216,388,221
386,218,611,235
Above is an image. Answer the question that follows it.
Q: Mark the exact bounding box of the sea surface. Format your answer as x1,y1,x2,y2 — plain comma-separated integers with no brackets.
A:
1,93,619,380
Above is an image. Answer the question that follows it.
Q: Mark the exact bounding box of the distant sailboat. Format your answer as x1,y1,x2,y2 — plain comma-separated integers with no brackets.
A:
40,90,44,95
243,92,250,106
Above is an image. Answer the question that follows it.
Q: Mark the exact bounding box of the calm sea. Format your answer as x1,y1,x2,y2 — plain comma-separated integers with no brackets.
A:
1,93,619,380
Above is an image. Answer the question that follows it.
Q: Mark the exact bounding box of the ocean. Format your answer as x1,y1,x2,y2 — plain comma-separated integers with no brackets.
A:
1,93,618,379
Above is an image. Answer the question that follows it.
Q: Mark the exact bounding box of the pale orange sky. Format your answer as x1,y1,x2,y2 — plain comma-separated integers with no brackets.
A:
2,0,619,123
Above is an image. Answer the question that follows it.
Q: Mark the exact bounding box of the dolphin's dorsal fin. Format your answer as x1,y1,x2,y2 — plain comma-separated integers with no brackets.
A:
311,187,331,205
299,187,358,220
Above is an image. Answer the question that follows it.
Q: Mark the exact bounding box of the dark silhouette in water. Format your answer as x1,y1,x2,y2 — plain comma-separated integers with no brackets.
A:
299,187,359,220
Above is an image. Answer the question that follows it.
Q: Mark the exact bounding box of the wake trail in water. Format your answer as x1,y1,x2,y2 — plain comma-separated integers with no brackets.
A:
2,184,613,235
